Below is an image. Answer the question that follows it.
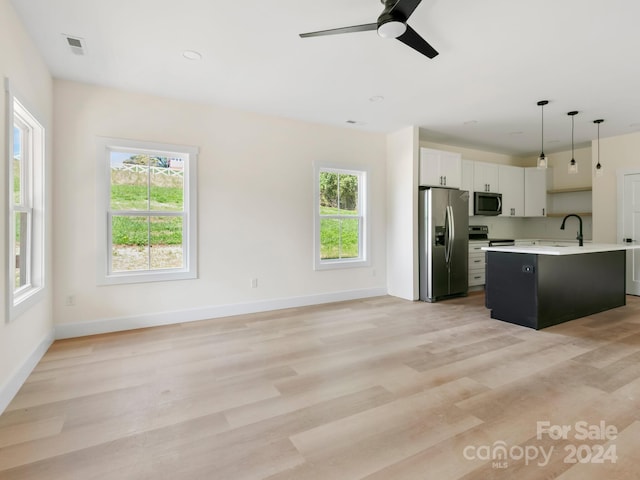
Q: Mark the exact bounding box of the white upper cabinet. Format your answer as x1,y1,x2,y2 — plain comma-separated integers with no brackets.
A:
461,160,474,216
498,165,524,217
524,167,549,217
419,148,462,189
473,162,500,193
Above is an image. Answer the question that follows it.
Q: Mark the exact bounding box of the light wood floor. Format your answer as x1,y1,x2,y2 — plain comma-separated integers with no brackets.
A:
2,293,640,479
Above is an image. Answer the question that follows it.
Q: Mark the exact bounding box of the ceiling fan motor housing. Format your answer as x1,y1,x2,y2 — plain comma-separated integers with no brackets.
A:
377,5,407,38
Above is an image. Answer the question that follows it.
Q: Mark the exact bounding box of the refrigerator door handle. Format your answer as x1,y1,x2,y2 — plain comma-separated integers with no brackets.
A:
448,205,455,264
444,206,450,264
445,205,454,265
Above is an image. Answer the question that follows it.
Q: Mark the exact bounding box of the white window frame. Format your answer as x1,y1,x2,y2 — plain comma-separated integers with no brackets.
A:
96,137,198,285
314,163,369,270
5,78,46,322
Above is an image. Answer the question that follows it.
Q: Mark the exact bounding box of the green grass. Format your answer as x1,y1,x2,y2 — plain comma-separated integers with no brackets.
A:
110,185,183,211
319,206,360,260
112,216,182,246
111,170,184,245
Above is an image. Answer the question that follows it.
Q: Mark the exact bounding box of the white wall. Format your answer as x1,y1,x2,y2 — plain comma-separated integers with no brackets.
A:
0,0,53,411
52,80,387,333
522,146,593,190
591,131,640,243
419,140,520,166
386,126,418,300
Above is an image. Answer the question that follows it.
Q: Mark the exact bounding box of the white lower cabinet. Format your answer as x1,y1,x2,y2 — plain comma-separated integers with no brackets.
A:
469,241,488,286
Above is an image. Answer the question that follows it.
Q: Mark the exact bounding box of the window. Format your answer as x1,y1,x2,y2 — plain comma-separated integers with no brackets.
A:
314,164,368,269
97,138,198,284
6,80,46,321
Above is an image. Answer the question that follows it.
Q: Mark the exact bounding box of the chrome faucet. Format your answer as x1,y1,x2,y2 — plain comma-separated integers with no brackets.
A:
560,214,583,246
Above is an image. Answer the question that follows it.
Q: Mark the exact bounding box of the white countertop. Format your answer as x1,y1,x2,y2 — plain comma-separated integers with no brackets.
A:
482,243,639,255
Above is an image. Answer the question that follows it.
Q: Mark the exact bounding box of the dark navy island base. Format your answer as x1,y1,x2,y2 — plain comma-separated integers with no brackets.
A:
485,250,626,330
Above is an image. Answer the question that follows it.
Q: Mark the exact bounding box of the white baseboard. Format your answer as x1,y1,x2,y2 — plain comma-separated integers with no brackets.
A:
0,330,54,415
55,287,387,340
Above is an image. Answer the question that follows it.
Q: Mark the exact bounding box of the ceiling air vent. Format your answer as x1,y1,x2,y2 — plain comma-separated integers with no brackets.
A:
64,35,85,55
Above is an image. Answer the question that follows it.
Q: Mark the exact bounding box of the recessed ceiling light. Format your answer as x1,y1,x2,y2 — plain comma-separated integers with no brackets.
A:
464,120,478,125
629,123,640,129
346,120,366,126
182,50,202,61
509,131,524,135
369,95,384,102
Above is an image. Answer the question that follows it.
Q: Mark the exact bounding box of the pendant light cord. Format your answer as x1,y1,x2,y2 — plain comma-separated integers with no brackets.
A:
568,111,578,164
537,100,548,160
541,103,545,154
597,122,600,164
571,114,574,158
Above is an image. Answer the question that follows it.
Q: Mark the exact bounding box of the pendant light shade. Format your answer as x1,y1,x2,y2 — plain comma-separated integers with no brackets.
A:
594,119,604,177
567,111,579,174
537,100,549,169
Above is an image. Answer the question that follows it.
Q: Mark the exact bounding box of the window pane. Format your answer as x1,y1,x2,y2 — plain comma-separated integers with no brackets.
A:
338,174,359,215
14,211,28,290
13,125,23,205
320,218,340,259
110,153,149,210
150,157,184,212
340,218,360,258
111,215,149,272
319,171,338,214
320,217,360,260
150,216,183,269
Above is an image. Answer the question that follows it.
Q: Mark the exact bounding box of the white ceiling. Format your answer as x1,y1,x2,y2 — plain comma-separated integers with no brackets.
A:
10,0,640,156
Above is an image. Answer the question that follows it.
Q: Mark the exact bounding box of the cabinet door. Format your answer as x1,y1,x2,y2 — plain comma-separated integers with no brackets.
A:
419,148,461,188
439,151,462,188
499,165,524,217
524,167,548,217
473,162,500,193
461,160,474,216
419,148,442,187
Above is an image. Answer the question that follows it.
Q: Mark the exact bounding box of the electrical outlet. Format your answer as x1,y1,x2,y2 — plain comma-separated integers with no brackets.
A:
251,278,258,288
65,295,76,306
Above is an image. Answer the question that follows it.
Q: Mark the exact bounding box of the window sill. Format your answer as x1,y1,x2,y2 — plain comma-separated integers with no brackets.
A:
99,269,197,285
8,286,45,322
314,258,370,271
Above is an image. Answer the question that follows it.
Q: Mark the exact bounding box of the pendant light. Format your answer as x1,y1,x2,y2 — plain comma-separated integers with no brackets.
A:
537,100,549,169
567,111,579,174
594,119,604,177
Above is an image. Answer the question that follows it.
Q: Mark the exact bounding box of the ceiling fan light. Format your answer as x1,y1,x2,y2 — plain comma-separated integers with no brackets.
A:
377,20,407,39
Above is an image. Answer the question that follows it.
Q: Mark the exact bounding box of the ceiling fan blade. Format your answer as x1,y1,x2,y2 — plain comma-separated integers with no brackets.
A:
389,0,423,20
397,25,439,58
299,23,377,38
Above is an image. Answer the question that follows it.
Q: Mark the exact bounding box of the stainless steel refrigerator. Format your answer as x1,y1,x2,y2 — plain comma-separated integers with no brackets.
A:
419,187,469,302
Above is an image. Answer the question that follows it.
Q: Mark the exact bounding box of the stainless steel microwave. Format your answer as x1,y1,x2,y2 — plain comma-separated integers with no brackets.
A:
474,191,502,216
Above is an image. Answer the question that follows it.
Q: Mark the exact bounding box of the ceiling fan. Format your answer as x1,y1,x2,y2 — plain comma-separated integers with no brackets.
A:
299,0,438,59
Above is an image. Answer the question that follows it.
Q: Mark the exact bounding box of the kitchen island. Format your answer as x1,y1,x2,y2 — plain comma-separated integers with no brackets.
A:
482,244,638,329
